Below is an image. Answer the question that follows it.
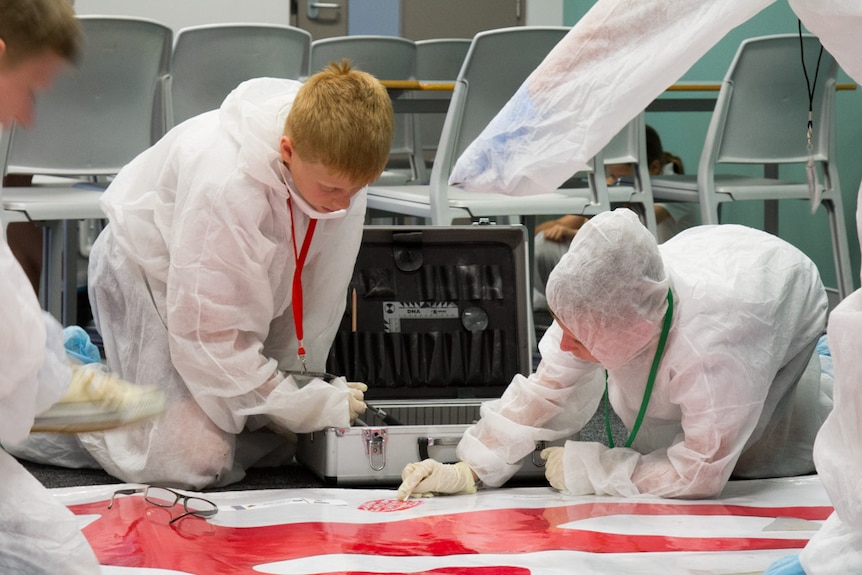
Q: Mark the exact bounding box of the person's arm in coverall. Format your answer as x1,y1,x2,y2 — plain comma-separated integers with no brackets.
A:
765,218,862,575
450,0,862,200
397,325,605,498
0,237,102,571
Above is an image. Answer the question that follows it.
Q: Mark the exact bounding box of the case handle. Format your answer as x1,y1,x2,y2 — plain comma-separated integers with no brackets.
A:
362,428,388,471
417,438,549,467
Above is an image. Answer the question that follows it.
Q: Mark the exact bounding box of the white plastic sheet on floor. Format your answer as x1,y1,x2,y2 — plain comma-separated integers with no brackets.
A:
57,475,831,574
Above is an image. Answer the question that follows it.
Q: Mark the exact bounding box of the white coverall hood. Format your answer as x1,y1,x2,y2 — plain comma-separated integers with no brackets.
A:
546,209,669,371
219,77,294,190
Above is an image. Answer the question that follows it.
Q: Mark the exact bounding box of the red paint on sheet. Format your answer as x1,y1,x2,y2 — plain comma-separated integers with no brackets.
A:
358,498,424,512
72,497,832,575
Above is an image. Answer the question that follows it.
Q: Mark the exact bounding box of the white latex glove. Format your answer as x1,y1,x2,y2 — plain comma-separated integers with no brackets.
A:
346,381,367,423
541,446,566,491
396,459,477,500
541,446,595,495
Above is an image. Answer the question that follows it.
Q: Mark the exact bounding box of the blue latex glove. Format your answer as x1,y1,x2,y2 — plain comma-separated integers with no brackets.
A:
763,554,806,575
816,334,830,357
63,325,102,364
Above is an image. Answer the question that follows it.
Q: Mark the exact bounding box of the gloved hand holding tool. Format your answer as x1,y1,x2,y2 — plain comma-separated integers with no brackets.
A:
345,380,367,423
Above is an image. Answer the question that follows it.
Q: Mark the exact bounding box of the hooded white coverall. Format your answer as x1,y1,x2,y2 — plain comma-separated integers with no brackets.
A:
0,237,100,573
9,78,366,489
763,192,862,574
458,209,829,498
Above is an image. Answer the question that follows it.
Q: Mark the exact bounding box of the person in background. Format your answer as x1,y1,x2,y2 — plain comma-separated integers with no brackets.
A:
9,61,395,490
1,1,164,572
533,126,700,309
398,208,830,502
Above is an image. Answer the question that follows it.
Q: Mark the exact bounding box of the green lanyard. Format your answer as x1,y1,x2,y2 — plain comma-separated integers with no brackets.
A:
605,288,674,449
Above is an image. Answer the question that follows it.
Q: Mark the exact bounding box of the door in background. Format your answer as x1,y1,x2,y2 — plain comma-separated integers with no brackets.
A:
294,0,348,41
294,0,525,41
401,0,525,40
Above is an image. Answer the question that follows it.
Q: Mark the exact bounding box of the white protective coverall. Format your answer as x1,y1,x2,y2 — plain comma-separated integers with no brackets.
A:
795,289,862,573
458,209,829,498
449,0,862,199
10,78,366,489
0,238,100,573
790,195,862,573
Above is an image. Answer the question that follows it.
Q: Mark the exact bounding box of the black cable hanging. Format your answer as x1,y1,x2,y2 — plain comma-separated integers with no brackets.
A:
798,20,824,210
798,20,824,150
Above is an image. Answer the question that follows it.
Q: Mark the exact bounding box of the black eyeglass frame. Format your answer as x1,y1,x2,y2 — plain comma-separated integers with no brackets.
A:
108,486,218,524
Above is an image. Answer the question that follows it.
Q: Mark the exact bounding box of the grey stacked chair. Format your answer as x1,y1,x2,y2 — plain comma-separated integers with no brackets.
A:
413,38,471,170
364,26,609,228
650,33,853,299
0,16,172,324
602,112,658,237
167,23,312,128
311,35,420,184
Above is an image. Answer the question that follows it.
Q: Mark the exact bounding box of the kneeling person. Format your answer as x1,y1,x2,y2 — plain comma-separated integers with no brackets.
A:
400,208,830,500
11,61,394,490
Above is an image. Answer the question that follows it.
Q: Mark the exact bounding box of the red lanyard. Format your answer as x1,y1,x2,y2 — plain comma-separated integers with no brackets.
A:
287,197,317,371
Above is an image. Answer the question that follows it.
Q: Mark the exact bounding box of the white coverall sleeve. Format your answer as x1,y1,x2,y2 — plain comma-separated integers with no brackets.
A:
801,289,862,574
165,183,356,435
566,354,775,499
0,241,70,445
789,0,862,87
0,450,100,574
449,0,774,197
457,321,605,487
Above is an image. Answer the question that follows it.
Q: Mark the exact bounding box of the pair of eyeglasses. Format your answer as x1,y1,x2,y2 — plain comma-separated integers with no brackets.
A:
108,486,218,524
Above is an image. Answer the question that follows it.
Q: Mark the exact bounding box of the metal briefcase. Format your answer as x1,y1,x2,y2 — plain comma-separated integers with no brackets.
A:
296,224,563,485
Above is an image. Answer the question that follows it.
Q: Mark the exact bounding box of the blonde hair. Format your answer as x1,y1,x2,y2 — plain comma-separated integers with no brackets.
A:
0,0,81,68
286,60,394,185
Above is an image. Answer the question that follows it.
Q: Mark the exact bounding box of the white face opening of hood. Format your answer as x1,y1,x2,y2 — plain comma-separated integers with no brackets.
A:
279,162,350,220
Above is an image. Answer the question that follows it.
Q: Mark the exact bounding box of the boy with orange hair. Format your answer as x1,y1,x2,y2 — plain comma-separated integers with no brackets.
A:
11,61,395,490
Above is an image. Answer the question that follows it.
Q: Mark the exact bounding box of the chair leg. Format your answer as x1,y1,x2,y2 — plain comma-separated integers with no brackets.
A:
627,201,658,238
41,220,79,325
824,199,855,300
764,199,779,235
523,214,538,354
699,198,721,226
643,203,658,239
